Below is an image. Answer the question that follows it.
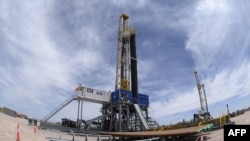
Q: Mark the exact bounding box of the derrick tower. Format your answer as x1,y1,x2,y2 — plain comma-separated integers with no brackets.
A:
115,13,138,101
194,70,212,121
103,13,150,132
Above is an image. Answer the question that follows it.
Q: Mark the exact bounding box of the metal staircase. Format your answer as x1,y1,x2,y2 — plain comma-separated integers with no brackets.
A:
42,94,77,122
134,104,150,130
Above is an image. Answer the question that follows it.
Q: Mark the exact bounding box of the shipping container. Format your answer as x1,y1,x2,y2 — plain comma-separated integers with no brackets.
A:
3,107,17,117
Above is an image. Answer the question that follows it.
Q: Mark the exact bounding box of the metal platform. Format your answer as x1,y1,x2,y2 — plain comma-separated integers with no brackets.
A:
42,85,112,122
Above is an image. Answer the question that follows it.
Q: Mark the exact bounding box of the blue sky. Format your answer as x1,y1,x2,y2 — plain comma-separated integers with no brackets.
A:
1,0,250,125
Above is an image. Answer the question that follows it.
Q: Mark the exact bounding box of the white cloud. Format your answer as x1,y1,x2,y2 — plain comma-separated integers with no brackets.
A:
147,0,250,124
1,0,250,125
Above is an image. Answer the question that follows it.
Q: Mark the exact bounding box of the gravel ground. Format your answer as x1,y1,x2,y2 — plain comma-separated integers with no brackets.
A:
205,110,250,141
0,112,108,141
0,110,249,141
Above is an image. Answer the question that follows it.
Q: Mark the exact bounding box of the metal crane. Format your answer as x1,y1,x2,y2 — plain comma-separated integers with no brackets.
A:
194,70,212,121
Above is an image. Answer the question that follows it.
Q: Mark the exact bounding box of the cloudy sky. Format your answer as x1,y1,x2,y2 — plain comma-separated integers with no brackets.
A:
1,0,250,125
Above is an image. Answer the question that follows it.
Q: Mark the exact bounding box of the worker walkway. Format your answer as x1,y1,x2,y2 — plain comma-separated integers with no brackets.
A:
42,86,112,122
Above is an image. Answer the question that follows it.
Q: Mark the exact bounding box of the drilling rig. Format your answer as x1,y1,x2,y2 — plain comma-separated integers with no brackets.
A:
115,13,137,98
40,13,157,134
101,13,151,132
193,70,212,122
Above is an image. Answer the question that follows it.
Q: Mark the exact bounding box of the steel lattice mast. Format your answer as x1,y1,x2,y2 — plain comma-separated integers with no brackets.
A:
194,70,212,120
194,70,206,113
115,14,137,89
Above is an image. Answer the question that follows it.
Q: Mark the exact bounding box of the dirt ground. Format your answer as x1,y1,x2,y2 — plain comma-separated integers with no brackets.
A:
205,110,250,141
0,110,249,141
0,112,109,141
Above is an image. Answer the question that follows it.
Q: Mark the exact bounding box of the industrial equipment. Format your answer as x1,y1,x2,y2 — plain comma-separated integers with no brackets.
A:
193,70,212,121
41,13,157,133
40,13,236,140
101,13,151,132
40,84,113,133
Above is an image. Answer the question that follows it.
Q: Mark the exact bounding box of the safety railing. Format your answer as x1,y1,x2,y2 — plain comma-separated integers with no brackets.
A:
45,129,112,141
